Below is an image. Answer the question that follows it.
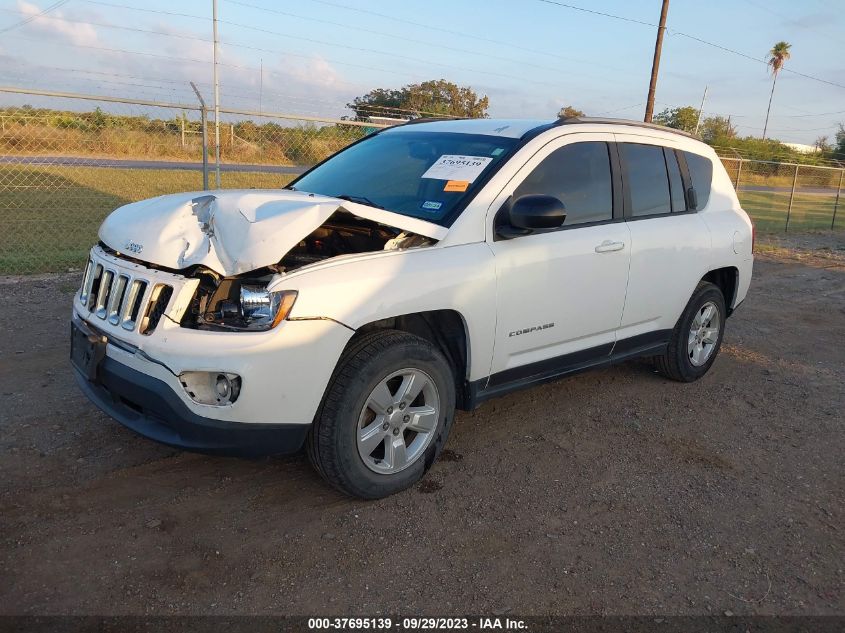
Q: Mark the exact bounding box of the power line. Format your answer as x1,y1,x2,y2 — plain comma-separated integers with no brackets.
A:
536,0,655,26
226,0,612,81
2,7,562,90
534,0,845,91
217,18,570,89
80,0,209,21
739,0,840,43
0,0,69,34
299,0,636,75
0,7,214,44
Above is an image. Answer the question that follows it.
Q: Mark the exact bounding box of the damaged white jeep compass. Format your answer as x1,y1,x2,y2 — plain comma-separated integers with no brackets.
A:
71,117,753,499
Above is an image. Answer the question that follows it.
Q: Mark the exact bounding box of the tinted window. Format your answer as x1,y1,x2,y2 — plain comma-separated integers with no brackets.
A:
291,131,517,226
514,142,612,225
665,148,687,212
684,151,713,210
621,143,671,217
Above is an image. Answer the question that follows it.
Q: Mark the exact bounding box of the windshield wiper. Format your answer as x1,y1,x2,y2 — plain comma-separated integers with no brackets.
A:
335,194,385,210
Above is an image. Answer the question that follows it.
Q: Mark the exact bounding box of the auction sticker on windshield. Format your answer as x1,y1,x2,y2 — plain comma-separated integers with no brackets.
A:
421,155,494,183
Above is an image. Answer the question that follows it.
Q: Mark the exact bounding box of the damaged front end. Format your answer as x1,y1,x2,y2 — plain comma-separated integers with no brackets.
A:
94,189,442,333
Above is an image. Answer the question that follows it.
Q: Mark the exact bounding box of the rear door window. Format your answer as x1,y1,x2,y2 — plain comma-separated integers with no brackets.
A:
683,151,713,210
620,143,672,217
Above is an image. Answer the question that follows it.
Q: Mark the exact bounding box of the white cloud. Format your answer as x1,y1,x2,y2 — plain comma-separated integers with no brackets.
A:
17,0,98,47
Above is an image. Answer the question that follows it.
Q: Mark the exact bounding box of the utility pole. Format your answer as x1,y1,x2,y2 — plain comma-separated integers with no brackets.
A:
259,58,263,114
644,0,670,123
694,85,708,135
212,0,221,188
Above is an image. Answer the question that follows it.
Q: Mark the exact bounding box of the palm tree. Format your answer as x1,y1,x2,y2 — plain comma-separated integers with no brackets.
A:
762,41,791,140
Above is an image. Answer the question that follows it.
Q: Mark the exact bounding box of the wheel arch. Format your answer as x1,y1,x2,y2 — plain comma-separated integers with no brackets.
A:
353,309,473,410
701,266,739,315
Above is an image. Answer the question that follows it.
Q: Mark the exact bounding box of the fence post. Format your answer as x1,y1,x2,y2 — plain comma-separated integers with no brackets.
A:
734,157,743,190
190,82,209,191
832,168,844,230
785,164,799,232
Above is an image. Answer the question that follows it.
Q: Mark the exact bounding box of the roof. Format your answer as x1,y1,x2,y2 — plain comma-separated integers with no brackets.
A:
380,118,551,139
556,116,700,139
381,116,701,141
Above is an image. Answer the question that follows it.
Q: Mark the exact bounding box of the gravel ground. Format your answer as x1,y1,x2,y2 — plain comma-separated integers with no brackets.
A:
1,233,843,616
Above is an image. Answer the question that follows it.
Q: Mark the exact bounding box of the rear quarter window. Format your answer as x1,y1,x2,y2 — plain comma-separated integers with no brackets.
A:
684,151,714,210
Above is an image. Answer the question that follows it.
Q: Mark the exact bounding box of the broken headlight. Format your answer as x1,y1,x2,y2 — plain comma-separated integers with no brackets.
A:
236,285,298,330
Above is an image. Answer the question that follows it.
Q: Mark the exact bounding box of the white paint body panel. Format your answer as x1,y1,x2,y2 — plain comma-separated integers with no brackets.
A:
483,133,630,375
99,189,445,277
78,119,754,429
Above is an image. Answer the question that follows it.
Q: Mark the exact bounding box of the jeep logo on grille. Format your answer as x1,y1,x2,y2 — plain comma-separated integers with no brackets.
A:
124,241,143,254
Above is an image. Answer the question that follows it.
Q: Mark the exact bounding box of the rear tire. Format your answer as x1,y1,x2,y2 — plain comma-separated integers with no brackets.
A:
655,281,726,382
307,330,455,499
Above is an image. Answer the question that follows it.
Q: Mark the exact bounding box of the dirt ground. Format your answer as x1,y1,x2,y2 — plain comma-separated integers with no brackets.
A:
1,232,843,616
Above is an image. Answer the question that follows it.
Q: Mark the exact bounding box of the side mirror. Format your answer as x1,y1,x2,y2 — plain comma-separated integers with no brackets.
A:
686,186,698,210
497,194,566,239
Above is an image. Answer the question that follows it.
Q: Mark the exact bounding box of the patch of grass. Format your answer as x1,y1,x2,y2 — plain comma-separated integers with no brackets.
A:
0,165,292,274
1,163,842,275
738,190,843,233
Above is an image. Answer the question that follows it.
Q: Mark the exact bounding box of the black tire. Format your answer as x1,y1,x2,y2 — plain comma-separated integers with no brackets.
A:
655,281,726,382
307,330,456,499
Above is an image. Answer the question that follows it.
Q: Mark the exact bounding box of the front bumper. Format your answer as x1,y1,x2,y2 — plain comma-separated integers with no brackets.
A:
73,354,310,457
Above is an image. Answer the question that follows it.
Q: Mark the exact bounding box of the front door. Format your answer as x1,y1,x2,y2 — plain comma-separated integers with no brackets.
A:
486,135,631,391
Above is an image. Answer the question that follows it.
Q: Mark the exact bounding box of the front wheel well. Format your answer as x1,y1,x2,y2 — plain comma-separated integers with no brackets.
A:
701,266,738,315
354,310,471,410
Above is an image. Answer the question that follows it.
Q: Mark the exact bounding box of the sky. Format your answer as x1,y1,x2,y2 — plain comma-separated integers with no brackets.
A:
0,0,842,145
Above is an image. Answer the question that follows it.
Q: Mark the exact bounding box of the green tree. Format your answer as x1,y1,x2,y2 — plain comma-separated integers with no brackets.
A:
813,135,830,154
653,106,699,133
559,105,584,118
834,124,845,159
348,79,489,120
762,41,791,140
700,115,737,143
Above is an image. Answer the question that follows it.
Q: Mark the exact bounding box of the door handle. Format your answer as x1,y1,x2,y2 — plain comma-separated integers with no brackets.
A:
595,240,625,253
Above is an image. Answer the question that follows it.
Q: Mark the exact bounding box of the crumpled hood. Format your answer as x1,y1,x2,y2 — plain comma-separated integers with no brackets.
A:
98,189,447,276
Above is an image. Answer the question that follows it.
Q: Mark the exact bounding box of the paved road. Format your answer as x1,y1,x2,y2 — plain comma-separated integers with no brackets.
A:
0,155,307,175
739,184,839,196
1,155,840,195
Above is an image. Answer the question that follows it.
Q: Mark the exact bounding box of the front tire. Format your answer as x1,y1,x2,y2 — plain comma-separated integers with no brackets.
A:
307,330,456,499
655,281,726,382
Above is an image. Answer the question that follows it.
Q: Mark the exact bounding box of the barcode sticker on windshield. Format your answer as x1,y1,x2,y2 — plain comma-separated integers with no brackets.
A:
421,155,494,183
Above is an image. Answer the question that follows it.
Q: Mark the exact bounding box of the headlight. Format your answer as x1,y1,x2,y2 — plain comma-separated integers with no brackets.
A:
237,285,297,330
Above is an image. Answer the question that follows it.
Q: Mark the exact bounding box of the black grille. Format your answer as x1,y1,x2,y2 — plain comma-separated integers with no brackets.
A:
141,285,173,335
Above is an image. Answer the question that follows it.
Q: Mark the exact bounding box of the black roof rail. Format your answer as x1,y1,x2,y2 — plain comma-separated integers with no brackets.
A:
555,116,700,139
399,116,471,125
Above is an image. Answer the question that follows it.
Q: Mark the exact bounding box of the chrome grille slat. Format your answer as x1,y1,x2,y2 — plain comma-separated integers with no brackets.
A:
107,274,129,325
76,247,175,335
86,263,103,310
94,269,114,319
79,259,94,305
121,280,148,331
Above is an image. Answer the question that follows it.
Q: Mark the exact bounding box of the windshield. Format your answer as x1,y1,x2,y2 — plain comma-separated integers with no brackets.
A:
290,131,517,226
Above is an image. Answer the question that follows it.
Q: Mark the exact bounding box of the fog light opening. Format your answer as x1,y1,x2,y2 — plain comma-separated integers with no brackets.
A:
179,371,241,406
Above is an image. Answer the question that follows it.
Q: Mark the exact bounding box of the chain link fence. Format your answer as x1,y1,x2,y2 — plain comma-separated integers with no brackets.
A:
1,86,843,275
718,156,844,233
0,87,384,274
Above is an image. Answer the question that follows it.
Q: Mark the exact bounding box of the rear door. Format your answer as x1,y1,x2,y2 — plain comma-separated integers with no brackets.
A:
614,135,712,347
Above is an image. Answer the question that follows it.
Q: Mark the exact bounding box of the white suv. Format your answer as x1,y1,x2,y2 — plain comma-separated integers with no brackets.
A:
71,117,753,498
